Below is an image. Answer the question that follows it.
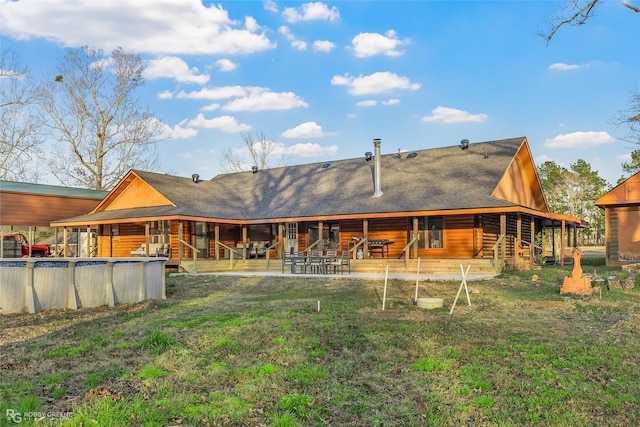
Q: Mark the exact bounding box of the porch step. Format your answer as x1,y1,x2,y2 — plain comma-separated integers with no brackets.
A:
180,257,499,275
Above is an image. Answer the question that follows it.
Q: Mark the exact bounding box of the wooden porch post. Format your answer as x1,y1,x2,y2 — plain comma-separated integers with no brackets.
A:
552,221,556,263
413,217,419,259
242,225,248,260
573,224,578,247
530,216,535,269
500,214,506,259
363,219,369,259
214,224,220,261
560,220,566,267
178,221,183,269
86,226,91,257
63,227,68,257
278,223,283,259
145,222,150,256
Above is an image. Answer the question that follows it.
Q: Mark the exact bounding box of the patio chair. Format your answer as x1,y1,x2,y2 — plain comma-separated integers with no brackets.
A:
308,253,325,274
330,251,350,274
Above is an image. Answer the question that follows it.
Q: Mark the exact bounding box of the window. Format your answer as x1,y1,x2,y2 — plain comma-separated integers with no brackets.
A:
418,216,443,249
308,221,340,249
149,220,169,244
111,224,119,239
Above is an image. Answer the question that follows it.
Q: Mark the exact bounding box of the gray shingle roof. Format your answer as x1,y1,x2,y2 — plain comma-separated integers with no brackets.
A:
53,137,528,225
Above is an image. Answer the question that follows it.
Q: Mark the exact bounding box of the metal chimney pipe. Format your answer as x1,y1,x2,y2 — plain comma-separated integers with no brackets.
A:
373,138,383,198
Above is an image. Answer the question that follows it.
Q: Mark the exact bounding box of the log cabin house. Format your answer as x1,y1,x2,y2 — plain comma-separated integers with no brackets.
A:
51,137,583,274
595,171,640,266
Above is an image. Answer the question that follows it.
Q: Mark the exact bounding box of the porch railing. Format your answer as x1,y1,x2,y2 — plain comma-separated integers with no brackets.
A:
215,241,238,269
265,241,280,268
349,236,367,259
179,239,200,273
492,234,506,273
401,236,419,267
303,239,322,253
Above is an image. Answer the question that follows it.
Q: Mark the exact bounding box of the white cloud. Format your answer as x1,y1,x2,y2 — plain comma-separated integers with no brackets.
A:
177,86,248,100
331,71,421,96
157,90,174,99
201,103,221,112
281,122,326,138
548,62,586,71
313,40,335,52
351,30,406,57
1,1,275,55
290,142,339,157
282,2,340,23
356,100,377,107
157,121,198,140
187,114,252,133
292,40,308,50
279,26,307,50
544,131,614,148
222,88,309,112
215,59,238,72
421,106,488,124
145,56,210,84
264,0,278,13
382,98,400,106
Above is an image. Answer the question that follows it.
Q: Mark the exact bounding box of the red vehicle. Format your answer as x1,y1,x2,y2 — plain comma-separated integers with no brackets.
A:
1,233,52,258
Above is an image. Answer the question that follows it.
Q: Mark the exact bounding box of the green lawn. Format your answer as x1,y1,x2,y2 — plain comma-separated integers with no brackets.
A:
1,260,639,426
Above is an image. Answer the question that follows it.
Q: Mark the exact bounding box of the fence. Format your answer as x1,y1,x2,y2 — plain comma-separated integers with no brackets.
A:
0,258,166,314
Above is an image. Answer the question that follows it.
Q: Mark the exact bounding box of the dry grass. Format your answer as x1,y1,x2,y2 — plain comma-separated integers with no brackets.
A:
1,262,639,426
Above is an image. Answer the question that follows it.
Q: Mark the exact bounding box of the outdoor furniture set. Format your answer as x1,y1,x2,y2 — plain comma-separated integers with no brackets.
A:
282,250,350,274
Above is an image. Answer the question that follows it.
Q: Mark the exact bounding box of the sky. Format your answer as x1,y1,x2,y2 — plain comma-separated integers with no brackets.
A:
1,0,638,187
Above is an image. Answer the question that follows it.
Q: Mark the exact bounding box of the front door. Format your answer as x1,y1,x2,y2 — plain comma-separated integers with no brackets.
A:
195,222,209,258
285,222,298,254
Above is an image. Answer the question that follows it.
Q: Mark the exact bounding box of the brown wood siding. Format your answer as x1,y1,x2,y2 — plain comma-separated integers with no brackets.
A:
608,208,618,265
491,143,547,211
0,192,102,227
98,222,145,257
482,214,500,256
367,217,407,258
339,219,364,252
104,176,172,211
445,215,476,258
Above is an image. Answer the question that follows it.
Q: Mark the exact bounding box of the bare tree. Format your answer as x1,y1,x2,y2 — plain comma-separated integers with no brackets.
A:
539,0,639,45
0,49,43,182
221,132,292,173
38,47,162,190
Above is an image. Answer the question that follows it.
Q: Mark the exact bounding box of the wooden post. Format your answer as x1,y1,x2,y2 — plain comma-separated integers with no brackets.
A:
530,216,535,269
560,220,566,267
242,225,248,260
500,214,506,259
363,219,369,259
178,220,183,271
86,225,91,257
215,224,220,260
63,227,68,257
278,223,283,259
413,217,419,259
144,222,150,256
516,213,522,248
318,221,323,251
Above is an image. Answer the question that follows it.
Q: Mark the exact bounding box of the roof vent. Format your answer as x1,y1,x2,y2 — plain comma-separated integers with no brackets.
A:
321,162,331,168
192,174,199,183
251,166,258,174
406,152,417,159
460,139,469,150
365,151,373,161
